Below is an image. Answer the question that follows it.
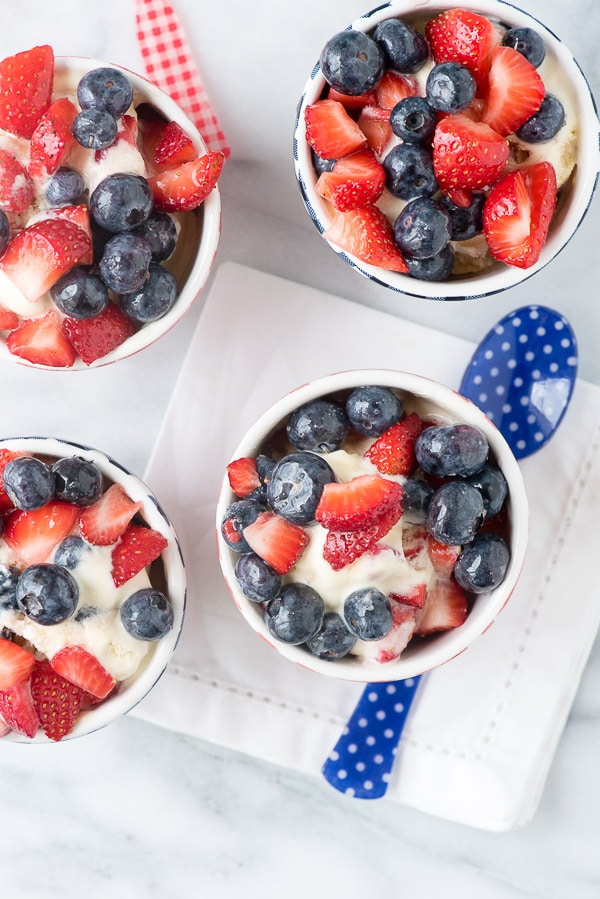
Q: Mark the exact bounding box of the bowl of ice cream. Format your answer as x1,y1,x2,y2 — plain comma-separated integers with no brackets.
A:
293,0,599,300
216,369,528,682
0,436,186,741
0,46,222,369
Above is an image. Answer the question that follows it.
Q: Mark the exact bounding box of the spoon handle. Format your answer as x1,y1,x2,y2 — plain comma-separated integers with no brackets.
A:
322,675,421,799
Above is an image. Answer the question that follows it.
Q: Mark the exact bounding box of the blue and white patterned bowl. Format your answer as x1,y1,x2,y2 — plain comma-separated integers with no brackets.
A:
293,0,600,300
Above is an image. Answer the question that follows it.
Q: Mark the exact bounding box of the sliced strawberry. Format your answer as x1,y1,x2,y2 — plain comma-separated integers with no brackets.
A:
28,97,78,179
41,204,93,265
483,161,557,269
304,99,367,159
149,151,224,212
481,46,545,137
226,457,261,498
357,106,393,155
433,114,509,192
0,45,54,138
111,524,168,587
388,583,427,609
30,659,85,741
153,120,196,168
0,305,19,330
50,646,116,700
242,511,308,575
327,86,377,110
6,310,77,368
416,577,468,636
427,538,462,577
363,599,417,663
323,503,402,571
62,302,135,365
316,148,385,212
402,524,429,567
0,448,24,511
79,483,142,546
324,206,409,273
375,71,418,109
425,8,498,90
0,638,35,690
316,475,403,531
0,149,34,214
0,678,39,738
3,500,79,565
363,412,421,475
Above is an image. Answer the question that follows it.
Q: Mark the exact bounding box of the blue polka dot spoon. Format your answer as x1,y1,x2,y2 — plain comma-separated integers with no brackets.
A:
322,305,577,799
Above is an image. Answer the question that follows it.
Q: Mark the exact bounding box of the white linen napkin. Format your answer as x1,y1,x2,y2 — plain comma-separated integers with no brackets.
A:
132,262,600,831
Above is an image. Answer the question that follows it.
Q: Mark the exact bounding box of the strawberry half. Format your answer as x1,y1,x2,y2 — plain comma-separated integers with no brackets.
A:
357,106,392,156
425,8,498,91
111,524,168,586
375,71,418,109
324,206,409,273
227,457,261,498
316,149,386,212
41,204,94,265
0,678,39,738
0,638,35,690
0,45,54,138
0,148,34,214
6,310,77,368
149,151,224,212
30,659,85,741
304,99,367,159
363,412,421,475
483,161,557,269
79,483,142,546
433,114,509,192
242,511,308,575
153,120,196,169
316,475,403,531
28,97,78,179
481,46,545,137
51,646,116,700
416,577,468,636
62,302,135,365
322,503,402,571
3,500,79,565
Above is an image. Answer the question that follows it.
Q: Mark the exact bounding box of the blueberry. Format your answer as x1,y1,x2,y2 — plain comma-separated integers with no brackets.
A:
0,564,19,611
427,481,485,545
383,143,438,199
426,63,476,113
17,564,79,625
393,197,452,259
306,612,357,660
72,108,118,150
45,167,85,206
118,263,178,323
344,587,392,641
99,233,152,293
345,385,403,436
134,211,178,261
0,210,9,258
401,477,434,524
454,533,510,593
415,424,489,477
50,268,110,319
53,536,92,570
77,67,134,117
390,97,436,144
90,173,154,233
312,151,335,175
267,452,335,524
220,499,266,553
405,243,455,281
3,456,54,510
74,605,99,622
234,553,282,603
501,27,546,68
286,400,349,453
320,30,385,96
265,583,324,645
516,94,565,142
372,18,429,74
52,457,103,506
440,192,486,241
465,463,508,517
120,588,174,641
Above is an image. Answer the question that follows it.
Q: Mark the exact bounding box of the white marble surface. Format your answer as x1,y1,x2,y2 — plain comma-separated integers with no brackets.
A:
0,1,599,896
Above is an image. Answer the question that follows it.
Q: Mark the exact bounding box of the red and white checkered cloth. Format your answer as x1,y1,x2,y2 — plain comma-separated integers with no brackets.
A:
135,0,230,157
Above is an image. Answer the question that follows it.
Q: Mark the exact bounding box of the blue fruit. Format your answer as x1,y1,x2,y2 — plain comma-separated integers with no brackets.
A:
390,96,436,144
53,536,92,570
440,191,485,241
120,588,174,641
345,385,403,436
3,456,54,510
372,18,429,73
306,612,357,660
52,457,103,506
312,151,335,175
17,564,79,625
393,197,452,259
465,463,508,516
454,533,510,592
383,143,438,199
234,553,282,603
77,67,134,117
405,244,455,281
72,108,118,150
90,173,154,233
344,587,392,641
427,481,485,545
320,30,385,96
134,211,178,261
0,564,19,611
0,210,9,258
516,94,565,142
286,400,349,453
50,268,110,319
415,424,489,476
501,27,546,68
119,263,178,323
45,167,85,206
99,233,152,293
74,605,99,622
426,63,476,113
266,452,335,524
221,499,266,553
401,477,434,524
265,583,324,645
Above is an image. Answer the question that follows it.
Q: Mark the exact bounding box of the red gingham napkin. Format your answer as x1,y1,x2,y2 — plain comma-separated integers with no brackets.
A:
135,0,230,157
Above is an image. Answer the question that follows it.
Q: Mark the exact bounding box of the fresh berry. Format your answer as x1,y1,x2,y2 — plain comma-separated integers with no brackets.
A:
322,502,401,570
234,553,282,603
425,9,498,90
481,46,545,137
319,30,384,96
345,385,402,436
0,678,39,737
53,536,92,570
306,611,356,660
316,474,403,530
388,583,428,609
324,205,409,273
454,533,510,593
16,563,79,625
327,86,377,110
401,477,434,525
375,70,418,109
30,659,85,741
0,564,19,609
440,191,486,241
465,463,508,516
0,637,35,690
6,311,77,368
52,457,103,507
426,62,476,114
45,167,85,206
77,67,133,117
3,456,54,510
363,411,421,475
0,449,23,511
0,306,17,331
3,500,79,566
416,577,468,635
427,481,485,545
432,115,510,192
0,45,54,138
78,482,140,542
389,96,436,144
265,583,324,644
98,233,152,293
501,27,546,68
287,400,349,452
415,423,489,476
0,209,9,258
220,499,266,553
43,204,93,264
315,148,386,212
372,18,429,74
0,149,34,214
62,301,135,365
363,599,417,662
153,120,196,168
383,143,438,200
427,538,462,577
119,263,178,323
28,97,78,178
266,452,335,525
51,267,110,319
72,108,118,150
405,244,456,281
356,106,392,156
516,94,565,143
90,173,154,233
149,151,224,213
133,211,177,261
227,457,262,498
120,588,174,641
304,99,368,159
111,524,168,587
51,645,116,699
393,197,452,259
344,587,393,640
242,511,309,576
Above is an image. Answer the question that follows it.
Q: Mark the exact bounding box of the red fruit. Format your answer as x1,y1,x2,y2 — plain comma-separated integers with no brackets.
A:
149,151,224,212
0,218,92,303
324,206,409,273
28,97,78,178
363,412,422,476
388,583,428,609
111,524,168,586
94,114,138,164
42,204,93,265
79,483,142,546
3,500,79,565
323,503,402,571
427,538,462,577
304,99,368,159
425,9,498,90
0,638,35,690
402,525,429,567
0,448,24,511
0,45,54,138
6,310,77,368
375,71,418,109
316,475,403,531
226,457,261,498
51,646,116,700
0,148,34,213
327,86,377,110
62,302,135,365
416,577,468,636
242,511,308,575
0,679,39,738
483,161,557,269
153,120,196,168
364,599,417,663
30,659,85,741
432,114,509,192
0,305,19,330
357,106,393,156
316,148,385,212
481,46,545,137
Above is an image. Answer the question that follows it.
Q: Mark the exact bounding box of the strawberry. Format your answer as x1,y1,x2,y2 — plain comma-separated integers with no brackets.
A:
375,71,418,109
30,659,85,741
402,524,429,567
327,86,377,110
242,511,308,575
416,577,468,636
153,120,196,168
316,148,386,212
6,310,77,368
3,500,79,565
62,302,135,365
94,114,138,164
304,99,367,159
425,9,498,90
79,483,142,546
50,646,116,700
483,161,557,269
363,599,417,663
363,412,421,475
0,448,23,511
41,204,93,265
432,114,509,192
0,638,35,690
316,475,403,531
149,150,224,212
0,678,39,738
324,206,409,273
389,583,428,609
427,538,462,577
0,148,34,213
111,524,168,586
357,106,392,156
0,45,54,138
0,218,92,303
28,97,78,179
323,503,402,571
226,457,261,498
481,46,545,137
0,305,19,331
